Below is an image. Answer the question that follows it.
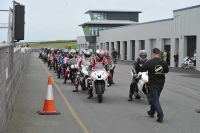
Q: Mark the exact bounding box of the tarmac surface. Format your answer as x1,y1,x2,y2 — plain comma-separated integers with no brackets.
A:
5,53,200,133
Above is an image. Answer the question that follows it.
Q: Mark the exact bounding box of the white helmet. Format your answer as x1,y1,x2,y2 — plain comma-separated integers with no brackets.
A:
96,49,104,60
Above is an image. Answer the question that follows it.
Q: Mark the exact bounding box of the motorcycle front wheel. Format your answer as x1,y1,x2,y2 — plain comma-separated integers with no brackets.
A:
97,84,103,103
181,63,187,69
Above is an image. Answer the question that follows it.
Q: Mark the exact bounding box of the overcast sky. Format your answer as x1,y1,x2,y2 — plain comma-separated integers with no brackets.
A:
0,0,199,42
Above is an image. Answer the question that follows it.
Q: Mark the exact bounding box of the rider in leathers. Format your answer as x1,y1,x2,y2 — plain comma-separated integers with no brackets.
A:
63,51,76,84
128,50,148,101
87,49,110,99
72,50,92,92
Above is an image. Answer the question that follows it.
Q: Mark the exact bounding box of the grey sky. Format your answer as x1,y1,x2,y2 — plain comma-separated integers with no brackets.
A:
0,0,199,42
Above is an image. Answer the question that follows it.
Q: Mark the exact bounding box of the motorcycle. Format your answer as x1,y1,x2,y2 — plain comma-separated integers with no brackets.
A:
181,56,194,69
131,69,151,105
64,58,78,83
90,63,110,103
79,61,90,91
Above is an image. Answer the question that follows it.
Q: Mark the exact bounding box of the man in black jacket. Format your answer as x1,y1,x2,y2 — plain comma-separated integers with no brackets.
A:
140,48,169,123
111,49,118,64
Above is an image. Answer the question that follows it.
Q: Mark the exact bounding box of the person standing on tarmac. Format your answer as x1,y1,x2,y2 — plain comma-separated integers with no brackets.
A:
140,48,169,123
111,49,118,64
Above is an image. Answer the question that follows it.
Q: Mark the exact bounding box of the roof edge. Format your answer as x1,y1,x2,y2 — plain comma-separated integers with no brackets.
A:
100,18,174,31
173,4,200,12
85,10,142,14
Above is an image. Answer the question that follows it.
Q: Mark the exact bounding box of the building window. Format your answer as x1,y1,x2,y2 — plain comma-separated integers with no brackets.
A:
93,13,107,20
89,26,112,36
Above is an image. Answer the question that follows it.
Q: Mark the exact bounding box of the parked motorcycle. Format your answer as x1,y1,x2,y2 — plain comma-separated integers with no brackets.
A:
131,69,151,104
181,56,194,69
90,63,110,103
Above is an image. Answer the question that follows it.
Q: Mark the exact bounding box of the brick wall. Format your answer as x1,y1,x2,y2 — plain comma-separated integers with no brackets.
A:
0,44,31,133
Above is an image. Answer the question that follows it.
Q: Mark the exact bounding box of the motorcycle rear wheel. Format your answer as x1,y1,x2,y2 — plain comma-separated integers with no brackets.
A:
80,79,87,91
97,84,103,103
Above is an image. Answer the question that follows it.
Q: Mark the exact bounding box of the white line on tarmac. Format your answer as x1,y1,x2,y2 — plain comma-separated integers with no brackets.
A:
40,60,89,133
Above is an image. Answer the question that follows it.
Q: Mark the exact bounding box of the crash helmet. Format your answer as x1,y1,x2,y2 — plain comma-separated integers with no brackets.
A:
96,49,104,60
139,50,147,61
104,50,109,57
84,50,91,58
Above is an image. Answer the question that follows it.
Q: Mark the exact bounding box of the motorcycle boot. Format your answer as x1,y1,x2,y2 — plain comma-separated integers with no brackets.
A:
128,93,133,101
128,83,134,101
63,77,67,84
72,84,79,92
107,81,110,87
73,76,79,92
87,89,93,99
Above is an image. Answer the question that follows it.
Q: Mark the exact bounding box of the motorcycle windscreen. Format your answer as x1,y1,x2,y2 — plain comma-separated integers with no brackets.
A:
68,58,77,65
94,63,104,71
83,62,90,70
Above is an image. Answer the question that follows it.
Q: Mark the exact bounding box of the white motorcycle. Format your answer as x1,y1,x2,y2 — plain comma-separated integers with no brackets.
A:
90,63,110,103
131,70,151,104
79,60,91,91
181,56,194,69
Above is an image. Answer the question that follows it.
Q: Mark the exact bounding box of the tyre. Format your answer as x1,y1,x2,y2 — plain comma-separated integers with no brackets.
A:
72,72,77,84
80,79,87,91
133,86,141,99
181,63,187,69
97,84,103,103
57,69,60,78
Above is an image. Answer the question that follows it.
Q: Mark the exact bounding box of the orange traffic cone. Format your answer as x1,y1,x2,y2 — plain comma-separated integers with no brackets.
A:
37,76,60,115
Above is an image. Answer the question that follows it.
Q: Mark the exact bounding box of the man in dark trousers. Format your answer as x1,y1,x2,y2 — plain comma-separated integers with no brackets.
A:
140,48,169,123
111,49,118,64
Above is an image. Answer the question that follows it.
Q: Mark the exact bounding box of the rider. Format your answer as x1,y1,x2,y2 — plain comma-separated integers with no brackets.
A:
104,50,115,84
72,50,92,92
87,49,110,99
128,50,148,101
63,50,77,84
